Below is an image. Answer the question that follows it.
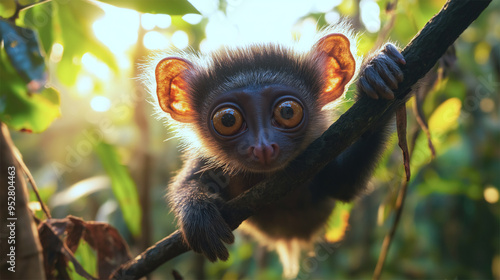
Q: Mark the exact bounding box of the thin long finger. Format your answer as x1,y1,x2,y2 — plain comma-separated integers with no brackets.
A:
358,75,379,99
364,66,395,100
384,43,406,65
373,57,399,89
382,56,404,83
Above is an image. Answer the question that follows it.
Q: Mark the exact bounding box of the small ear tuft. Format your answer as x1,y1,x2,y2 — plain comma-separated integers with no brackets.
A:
313,33,356,105
155,57,195,123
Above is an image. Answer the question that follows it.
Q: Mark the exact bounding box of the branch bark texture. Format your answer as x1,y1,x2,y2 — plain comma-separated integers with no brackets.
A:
112,0,492,278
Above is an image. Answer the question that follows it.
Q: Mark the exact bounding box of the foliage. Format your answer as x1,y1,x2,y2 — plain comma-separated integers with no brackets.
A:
94,142,142,237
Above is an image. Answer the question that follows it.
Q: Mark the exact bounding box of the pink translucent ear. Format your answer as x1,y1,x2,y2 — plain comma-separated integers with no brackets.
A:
313,34,356,105
155,57,195,123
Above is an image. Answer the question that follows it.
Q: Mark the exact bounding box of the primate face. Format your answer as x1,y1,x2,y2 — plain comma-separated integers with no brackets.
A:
154,34,356,174
205,84,310,173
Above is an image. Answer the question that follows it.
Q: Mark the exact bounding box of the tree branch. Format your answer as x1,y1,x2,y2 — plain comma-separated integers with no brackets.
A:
111,0,492,278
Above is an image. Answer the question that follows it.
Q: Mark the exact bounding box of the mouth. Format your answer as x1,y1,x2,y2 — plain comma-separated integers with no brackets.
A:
242,158,290,174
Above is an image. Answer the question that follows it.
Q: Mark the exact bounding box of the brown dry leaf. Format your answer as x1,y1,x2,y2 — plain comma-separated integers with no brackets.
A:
38,216,131,279
396,105,411,182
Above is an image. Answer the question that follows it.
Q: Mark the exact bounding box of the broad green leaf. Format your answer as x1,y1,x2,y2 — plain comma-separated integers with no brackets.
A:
97,0,199,15
0,47,60,132
56,55,83,86
54,0,117,85
417,169,482,200
325,202,353,242
0,0,16,18
21,1,54,56
94,142,141,237
428,97,461,134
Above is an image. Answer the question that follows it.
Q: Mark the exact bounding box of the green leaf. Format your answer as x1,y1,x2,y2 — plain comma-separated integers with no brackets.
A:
416,169,482,200
0,0,16,18
0,47,60,133
21,1,54,56
97,0,199,15
94,142,142,237
54,0,118,85
428,97,462,135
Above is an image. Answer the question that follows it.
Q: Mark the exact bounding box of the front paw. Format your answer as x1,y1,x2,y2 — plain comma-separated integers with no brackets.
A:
179,202,235,262
357,43,406,100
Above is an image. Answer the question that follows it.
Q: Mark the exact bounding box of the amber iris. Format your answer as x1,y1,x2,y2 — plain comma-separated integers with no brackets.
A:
273,100,303,128
213,107,243,136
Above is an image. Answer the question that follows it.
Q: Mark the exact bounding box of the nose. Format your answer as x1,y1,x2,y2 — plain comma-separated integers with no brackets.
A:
249,143,280,165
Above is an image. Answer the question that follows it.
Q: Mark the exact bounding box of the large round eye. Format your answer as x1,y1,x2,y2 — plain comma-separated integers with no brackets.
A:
212,107,243,136
273,100,303,128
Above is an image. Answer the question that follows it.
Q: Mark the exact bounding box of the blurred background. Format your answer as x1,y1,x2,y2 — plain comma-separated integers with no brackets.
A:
1,0,499,279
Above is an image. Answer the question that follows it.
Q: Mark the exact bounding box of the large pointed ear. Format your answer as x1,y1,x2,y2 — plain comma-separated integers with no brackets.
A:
155,57,195,123
313,34,356,105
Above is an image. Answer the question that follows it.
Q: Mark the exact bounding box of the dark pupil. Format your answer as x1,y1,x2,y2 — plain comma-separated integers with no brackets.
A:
221,113,236,127
280,106,294,120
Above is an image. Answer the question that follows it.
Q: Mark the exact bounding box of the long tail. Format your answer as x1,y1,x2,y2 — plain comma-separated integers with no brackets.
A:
276,239,301,279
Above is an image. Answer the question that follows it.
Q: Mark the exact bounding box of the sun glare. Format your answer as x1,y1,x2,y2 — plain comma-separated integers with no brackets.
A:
172,30,189,50
140,13,172,30
144,31,169,50
325,11,341,25
92,3,139,54
141,13,156,30
155,14,172,29
360,0,381,33
90,96,112,112
182,14,203,25
89,0,384,57
50,43,64,63
190,0,381,52
81,52,111,80
76,75,94,95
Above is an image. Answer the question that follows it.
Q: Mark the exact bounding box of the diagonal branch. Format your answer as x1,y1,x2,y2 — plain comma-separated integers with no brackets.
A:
111,0,492,278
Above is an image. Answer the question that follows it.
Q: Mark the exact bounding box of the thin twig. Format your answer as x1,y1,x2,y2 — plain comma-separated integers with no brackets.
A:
18,0,53,11
372,177,410,280
374,0,399,49
373,106,425,279
1,124,52,219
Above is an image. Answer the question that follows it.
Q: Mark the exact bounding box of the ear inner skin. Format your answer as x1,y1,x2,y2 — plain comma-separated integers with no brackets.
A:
155,57,195,123
314,33,356,105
